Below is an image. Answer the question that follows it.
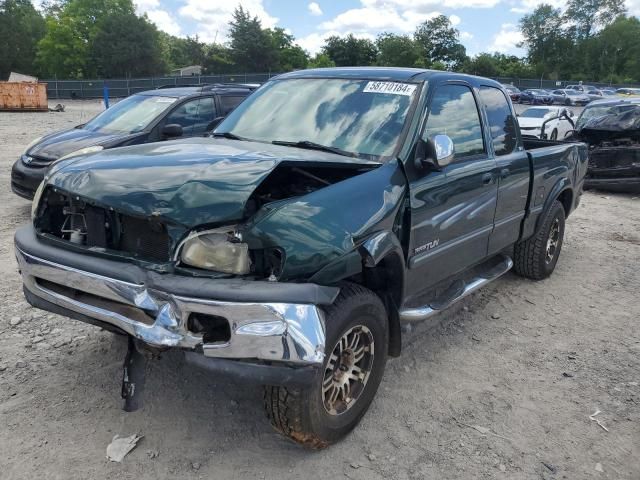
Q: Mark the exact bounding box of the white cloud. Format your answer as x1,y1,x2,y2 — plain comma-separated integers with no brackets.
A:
146,9,182,36
625,0,640,15
134,0,181,36
315,0,481,48
179,0,279,43
509,0,566,13
308,2,323,16
488,23,524,54
460,31,474,40
296,31,376,56
362,0,499,10
134,0,160,9
320,6,415,32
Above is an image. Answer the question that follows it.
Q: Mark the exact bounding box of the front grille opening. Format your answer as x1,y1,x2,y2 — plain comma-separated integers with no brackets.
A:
36,189,172,262
35,277,156,325
187,313,231,344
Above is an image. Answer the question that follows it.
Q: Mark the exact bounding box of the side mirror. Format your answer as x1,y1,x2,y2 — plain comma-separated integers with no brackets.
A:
162,123,183,138
207,116,225,132
415,134,454,170
569,111,575,118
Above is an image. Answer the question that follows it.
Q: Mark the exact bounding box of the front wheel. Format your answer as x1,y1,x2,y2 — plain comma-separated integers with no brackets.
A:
264,284,388,448
550,129,558,140
513,200,566,280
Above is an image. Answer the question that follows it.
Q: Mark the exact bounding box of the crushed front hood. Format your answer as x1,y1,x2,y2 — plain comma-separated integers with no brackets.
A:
46,137,379,228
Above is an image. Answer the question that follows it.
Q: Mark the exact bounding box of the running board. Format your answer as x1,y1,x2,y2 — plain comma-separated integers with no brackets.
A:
399,255,513,322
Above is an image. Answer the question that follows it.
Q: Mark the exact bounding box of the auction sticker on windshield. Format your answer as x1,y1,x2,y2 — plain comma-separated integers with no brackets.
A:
363,81,417,96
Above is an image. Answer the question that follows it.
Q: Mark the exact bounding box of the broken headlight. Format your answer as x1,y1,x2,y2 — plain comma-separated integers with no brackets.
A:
31,180,46,220
179,231,250,275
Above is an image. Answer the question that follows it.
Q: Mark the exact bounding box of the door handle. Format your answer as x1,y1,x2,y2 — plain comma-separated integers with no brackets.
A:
500,168,510,179
482,173,493,185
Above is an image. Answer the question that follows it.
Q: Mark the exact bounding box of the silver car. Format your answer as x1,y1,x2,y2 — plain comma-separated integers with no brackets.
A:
550,89,591,106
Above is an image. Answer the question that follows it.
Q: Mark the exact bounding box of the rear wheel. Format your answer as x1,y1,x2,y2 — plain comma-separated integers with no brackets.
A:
513,200,566,280
264,284,388,448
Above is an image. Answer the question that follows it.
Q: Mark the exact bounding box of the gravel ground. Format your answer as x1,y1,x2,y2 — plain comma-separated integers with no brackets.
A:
0,101,639,480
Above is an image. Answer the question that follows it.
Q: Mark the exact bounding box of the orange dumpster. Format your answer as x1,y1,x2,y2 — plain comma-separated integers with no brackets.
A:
0,82,48,111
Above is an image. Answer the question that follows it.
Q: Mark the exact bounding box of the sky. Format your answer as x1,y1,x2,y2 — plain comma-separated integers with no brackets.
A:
132,0,640,58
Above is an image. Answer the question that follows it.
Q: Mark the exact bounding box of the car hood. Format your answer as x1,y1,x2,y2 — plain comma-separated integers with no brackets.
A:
27,128,134,160
46,137,380,228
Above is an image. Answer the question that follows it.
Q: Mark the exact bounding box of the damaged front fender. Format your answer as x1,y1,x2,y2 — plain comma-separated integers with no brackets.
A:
243,161,408,282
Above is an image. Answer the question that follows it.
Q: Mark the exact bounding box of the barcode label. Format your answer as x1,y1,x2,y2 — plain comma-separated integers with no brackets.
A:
363,81,417,96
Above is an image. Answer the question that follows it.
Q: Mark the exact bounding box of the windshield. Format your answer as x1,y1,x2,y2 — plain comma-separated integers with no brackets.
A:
520,108,552,118
83,94,177,134
577,104,640,129
216,78,419,158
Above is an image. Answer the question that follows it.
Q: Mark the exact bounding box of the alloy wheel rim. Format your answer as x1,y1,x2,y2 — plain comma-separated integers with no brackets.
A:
546,218,561,263
322,325,374,416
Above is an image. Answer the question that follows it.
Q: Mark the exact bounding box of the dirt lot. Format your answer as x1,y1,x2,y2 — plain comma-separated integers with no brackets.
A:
0,101,638,479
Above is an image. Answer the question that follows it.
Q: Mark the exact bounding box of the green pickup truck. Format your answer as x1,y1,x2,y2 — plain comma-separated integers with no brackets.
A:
15,68,588,447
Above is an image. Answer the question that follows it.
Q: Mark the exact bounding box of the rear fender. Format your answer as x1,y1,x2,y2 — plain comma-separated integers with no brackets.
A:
536,178,571,232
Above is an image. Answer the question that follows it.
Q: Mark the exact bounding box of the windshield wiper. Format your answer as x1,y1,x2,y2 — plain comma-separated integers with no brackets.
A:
211,131,245,140
272,140,357,158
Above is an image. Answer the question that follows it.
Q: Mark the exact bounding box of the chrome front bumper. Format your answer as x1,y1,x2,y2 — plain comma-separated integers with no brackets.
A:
16,246,327,367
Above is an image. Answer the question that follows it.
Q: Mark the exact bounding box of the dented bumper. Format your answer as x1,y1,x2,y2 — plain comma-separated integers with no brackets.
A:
15,225,337,373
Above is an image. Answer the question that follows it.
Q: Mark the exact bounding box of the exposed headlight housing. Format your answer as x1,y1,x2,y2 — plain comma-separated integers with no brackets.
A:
31,180,46,220
56,145,104,162
179,230,250,275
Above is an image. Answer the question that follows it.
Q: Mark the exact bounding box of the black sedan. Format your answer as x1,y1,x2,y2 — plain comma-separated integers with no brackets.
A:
519,89,554,105
11,84,256,200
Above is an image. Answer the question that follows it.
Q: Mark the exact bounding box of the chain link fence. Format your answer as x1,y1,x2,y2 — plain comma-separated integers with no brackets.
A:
43,73,278,99
41,73,640,100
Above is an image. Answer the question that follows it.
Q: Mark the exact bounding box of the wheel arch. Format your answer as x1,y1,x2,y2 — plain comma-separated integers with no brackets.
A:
536,179,573,234
358,231,406,357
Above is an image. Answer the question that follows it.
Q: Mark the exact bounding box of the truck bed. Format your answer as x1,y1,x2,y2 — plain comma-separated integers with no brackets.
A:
520,137,589,240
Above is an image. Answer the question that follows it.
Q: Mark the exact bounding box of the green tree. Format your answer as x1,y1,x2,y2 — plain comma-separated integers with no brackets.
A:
36,0,135,78
0,0,46,79
376,33,420,67
228,6,275,71
519,5,574,78
414,15,467,69
308,53,335,69
267,27,308,71
564,0,625,39
321,34,377,66
586,15,640,82
202,43,235,74
89,12,165,78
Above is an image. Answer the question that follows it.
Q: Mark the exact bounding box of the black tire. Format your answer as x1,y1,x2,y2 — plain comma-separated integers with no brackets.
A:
565,99,571,106
550,129,558,140
513,200,566,280
264,283,388,448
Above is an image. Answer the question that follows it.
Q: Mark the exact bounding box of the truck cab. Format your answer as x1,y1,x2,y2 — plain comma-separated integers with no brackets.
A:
15,68,588,447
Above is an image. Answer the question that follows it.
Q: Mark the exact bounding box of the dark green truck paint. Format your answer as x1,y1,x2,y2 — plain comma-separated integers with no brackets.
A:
32,68,588,314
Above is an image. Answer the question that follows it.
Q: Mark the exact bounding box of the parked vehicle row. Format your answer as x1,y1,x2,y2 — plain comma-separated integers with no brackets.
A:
502,84,638,106
12,68,588,447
